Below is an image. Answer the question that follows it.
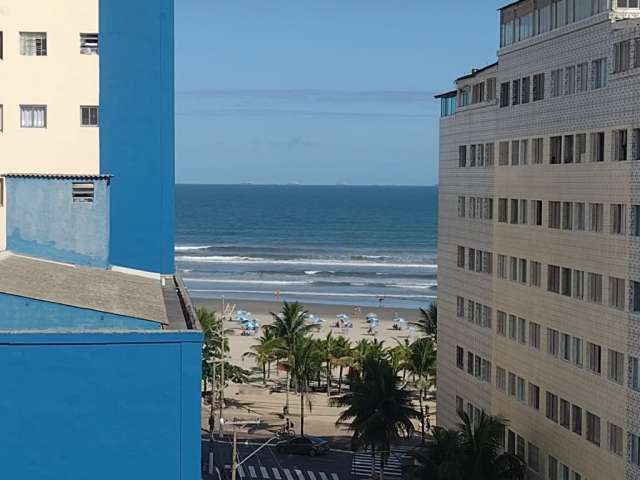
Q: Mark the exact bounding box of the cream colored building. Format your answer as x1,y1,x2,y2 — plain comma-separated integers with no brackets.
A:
437,1,640,479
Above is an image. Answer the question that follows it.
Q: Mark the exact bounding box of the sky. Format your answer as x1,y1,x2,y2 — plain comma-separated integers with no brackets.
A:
175,0,506,186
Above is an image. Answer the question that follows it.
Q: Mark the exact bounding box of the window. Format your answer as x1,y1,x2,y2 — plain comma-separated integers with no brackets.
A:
498,255,507,279
472,82,485,104
459,145,467,167
563,135,574,163
458,86,470,107
511,140,520,166
80,106,99,127
20,105,47,128
498,198,508,223
458,196,466,218
497,311,506,336
633,205,640,236
609,277,626,310
576,133,587,163
562,202,573,230
613,129,628,161
528,383,540,410
486,143,495,166
637,38,640,68
510,256,518,282
565,66,576,94
456,396,464,416
573,337,584,367
0,31,3,60
574,203,585,231
500,82,510,107
80,33,99,55
516,435,525,461
469,248,476,271
516,376,525,402
547,328,559,357
613,40,631,73
520,140,529,166
528,443,540,472
20,32,47,56
499,141,509,166
551,69,562,97
72,182,95,203
467,352,474,375
509,315,517,341
592,58,608,89
510,199,519,224
586,411,601,446
519,199,528,224
533,73,545,101
512,79,520,105
560,398,571,429
608,349,625,384
590,132,605,162
456,346,464,369
546,392,559,422
529,322,541,349
457,246,465,268
589,203,604,232
561,333,571,361
608,423,623,456
560,465,570,480
531,261,542,287
496,366,507,391
631,433,640,466
548,456,558,480
508,372,516,397
507,430,516,454
573,270,584,299
550,136,562,164
549,201,561,228
519,259,527,284
470,145,477,167
561,268,572,296
572,405,583,435
0,104,3,132
577,62,589,92
532,200,543,226
587,342,602,374
532,138,544,164
588,273,603,304
487,78,496,102
548,265,561,293
474,355,482,378
517,317,526,344
631,356,640,391
521,77,531,103
456,296,465,318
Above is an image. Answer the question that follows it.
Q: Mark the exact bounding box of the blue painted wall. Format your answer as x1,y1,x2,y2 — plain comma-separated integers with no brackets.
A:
0,331,202,480
0,293,161,331
6,178,109,267
100,0,176,275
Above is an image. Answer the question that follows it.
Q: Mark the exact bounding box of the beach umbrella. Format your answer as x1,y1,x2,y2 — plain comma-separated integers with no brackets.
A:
337,313,350,320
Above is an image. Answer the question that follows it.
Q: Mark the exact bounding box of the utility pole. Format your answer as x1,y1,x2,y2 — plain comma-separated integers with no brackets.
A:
220,417,266,480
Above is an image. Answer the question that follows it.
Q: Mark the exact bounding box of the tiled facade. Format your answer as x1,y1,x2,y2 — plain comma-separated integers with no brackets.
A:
437,2,640,479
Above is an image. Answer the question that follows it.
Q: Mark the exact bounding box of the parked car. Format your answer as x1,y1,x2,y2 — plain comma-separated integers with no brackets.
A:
275,436,330,456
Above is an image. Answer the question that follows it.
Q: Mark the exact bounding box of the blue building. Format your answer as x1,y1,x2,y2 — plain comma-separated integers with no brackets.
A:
0,1,202,479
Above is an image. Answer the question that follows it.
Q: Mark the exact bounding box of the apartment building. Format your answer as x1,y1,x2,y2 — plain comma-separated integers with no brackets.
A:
436,1,640,479
0,2,201,479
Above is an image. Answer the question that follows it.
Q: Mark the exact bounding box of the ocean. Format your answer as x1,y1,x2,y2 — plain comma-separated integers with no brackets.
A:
176,185,438,309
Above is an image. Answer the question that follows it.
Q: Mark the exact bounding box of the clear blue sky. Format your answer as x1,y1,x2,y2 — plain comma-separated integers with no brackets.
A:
176,0,505,185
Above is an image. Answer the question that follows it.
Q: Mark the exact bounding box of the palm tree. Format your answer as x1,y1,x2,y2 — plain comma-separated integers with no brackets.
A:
332,336,352,393
265,302,314,414
406,412,526,480
406,337,436,444
289,337,322,437
333,357,420,479
321,332,339,395
389,338,412,380
243,329,279,384
412,301,438,341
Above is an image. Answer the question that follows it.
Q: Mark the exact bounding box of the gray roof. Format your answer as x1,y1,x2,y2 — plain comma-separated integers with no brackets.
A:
3,173,111,181
0,254,168,324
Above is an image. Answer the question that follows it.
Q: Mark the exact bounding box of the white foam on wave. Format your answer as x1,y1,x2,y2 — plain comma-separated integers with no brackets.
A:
175,245,212,252
188,288,437,300
183,278,310,286
176,255,437,269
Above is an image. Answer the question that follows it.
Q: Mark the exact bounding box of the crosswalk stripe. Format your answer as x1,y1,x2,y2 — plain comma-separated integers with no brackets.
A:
307,472,316,480
295,470,304,480
319,472,328,480
260,467,270,479
331,474,339,480
239,466,246,478
249,466,257,478
272,468,282,480
284,469,294,480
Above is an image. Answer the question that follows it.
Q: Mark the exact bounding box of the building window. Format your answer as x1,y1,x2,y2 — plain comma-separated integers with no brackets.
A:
576,133,587,163
631,433,640,466
81,106,99,127
613,129,628,161
508,372,516,397
456,296,465,318
587,342,602,374
590,132,605,162
532,138,543,164
572,405,583,435
573,270,585,299
519,258,527,283
511,140,520,166
564,66,576,94
456,346,464,369
457,247,465,268
611,204,626,235
551,69,562,97
80,33,99,55
497,254,507,279
589,203,604,232
609,277,626,311
516,435,525,461
72,182,95,203
517,317,526,344
613,40,631,73
562,202,573,230
548,456,558,480
496,366,506,391
20,105,47,128
572,337,583,367
546,392,559,422
499,142,509,166
486,143,495,166
0,31,3,59
528,443,540,472
586,412,601,446
456,396,464,416
470,145,477,167
458,86,470,107
530,261,542,287
510,199,519,224
550,136,562,164
520,140,529,166
529,322,541,350
633,281,640,312
631,356,640,391
457,196,465,218
486,78,496,102
509,257,518,282
591,58,608,89
467,352,474,375
548,265,561,293
521,76,530,103
20,32,47,56
549,201,561,229
559,398,571,429
577,62,589,92
498,199,508,223
528,383,540,410
459,145,467,167
574,202,585,230
512,79,520,105
587,272,603,304
547,328,559,357
532,200,543,226
533,73,545,101
472,82,485,104
0,104,3,132
500,82,510,108
607,349,625,384
560,333,571,361
508,315,517,341
563,135,574,163
636,37,640,67
497,311,506,336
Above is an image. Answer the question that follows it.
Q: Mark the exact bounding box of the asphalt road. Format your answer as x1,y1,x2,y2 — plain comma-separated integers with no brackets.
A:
203,439,353,480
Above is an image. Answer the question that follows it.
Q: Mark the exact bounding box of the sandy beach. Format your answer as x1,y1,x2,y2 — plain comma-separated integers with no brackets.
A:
196,297,435,446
